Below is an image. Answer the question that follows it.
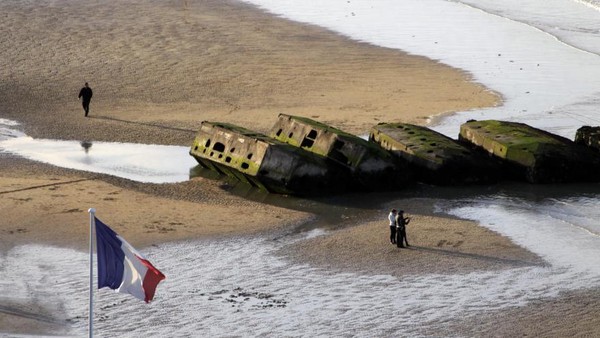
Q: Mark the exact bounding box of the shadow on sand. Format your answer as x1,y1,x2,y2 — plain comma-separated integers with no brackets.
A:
407,245,545,268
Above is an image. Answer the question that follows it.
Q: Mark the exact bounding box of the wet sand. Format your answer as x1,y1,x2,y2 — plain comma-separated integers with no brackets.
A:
2,0,585,336
282,198,544,277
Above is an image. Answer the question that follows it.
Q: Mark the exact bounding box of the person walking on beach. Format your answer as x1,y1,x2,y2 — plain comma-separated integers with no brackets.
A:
78,82,93,117
388,209,397,244
395,210,411,248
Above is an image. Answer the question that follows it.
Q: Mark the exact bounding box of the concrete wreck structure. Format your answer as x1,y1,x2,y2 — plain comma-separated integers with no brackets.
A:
189,122,349,195
575,126,600,152
268,114,411,190
459,120,600,183
188,117,600,195
369,123,501,185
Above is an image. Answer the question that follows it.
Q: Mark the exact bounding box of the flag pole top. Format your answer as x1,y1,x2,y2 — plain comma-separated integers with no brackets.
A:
88,208,96,214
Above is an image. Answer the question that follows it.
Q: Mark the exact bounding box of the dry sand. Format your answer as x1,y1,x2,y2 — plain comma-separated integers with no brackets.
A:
0,0,497,145
2,0,594,336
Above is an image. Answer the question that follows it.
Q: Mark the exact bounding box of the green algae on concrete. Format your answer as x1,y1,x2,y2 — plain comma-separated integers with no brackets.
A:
268,114,411,190
459,120,600,183
370,123,500,185
189,121,348,195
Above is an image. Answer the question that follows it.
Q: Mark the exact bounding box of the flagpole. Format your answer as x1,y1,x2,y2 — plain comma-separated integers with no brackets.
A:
88,208,96,338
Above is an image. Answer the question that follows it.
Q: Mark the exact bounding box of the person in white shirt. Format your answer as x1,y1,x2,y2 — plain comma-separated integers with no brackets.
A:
388,209,397,244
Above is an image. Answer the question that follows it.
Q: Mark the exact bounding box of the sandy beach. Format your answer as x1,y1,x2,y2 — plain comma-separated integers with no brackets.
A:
2,0,595,336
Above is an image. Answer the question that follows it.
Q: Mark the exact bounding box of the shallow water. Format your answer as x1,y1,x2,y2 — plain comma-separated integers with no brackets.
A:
0,120,197,184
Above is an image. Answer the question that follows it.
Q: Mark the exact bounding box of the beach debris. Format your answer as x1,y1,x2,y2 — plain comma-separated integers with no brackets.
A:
268,114,411,190
189,121,350,195
189,117,600,194
459,120,600,183
369,123,501,185
196,288,288,311
575,126,600,152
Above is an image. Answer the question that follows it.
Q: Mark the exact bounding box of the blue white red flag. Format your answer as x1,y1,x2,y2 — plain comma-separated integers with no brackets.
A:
94,217,166,303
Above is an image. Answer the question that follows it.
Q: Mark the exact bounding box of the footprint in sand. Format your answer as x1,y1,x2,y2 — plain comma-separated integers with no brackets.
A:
9,228,28,234
10,197,32,202
63,208,82,213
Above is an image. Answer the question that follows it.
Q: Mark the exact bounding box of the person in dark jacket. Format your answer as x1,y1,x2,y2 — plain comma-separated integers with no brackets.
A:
78,82,93,117
395,210,411,248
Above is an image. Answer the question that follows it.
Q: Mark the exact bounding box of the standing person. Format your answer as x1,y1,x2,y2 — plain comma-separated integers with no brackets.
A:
396,210,411,248
388,209,397,244
78,82,93,117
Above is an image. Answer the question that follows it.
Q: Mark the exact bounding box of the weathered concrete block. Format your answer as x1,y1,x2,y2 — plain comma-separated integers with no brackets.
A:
189,121,350,195
575,126,600,151
459,120,600,183
370,123,500,185
269,114,412,190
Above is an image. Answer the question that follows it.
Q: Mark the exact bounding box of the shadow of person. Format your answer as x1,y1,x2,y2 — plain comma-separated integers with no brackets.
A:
406,245,545,268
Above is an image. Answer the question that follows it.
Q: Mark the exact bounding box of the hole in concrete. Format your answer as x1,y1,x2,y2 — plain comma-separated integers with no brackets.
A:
276,129,283,137
205,139,211,147
300,129,318,148
288,132,294,138
301,138,314,148
241,162,249,170
230,147,236,153
225,156,231,163
247,153,253,160
213,142,225,152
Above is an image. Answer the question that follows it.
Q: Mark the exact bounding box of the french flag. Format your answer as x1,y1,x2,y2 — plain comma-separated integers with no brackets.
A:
95,217,166,303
